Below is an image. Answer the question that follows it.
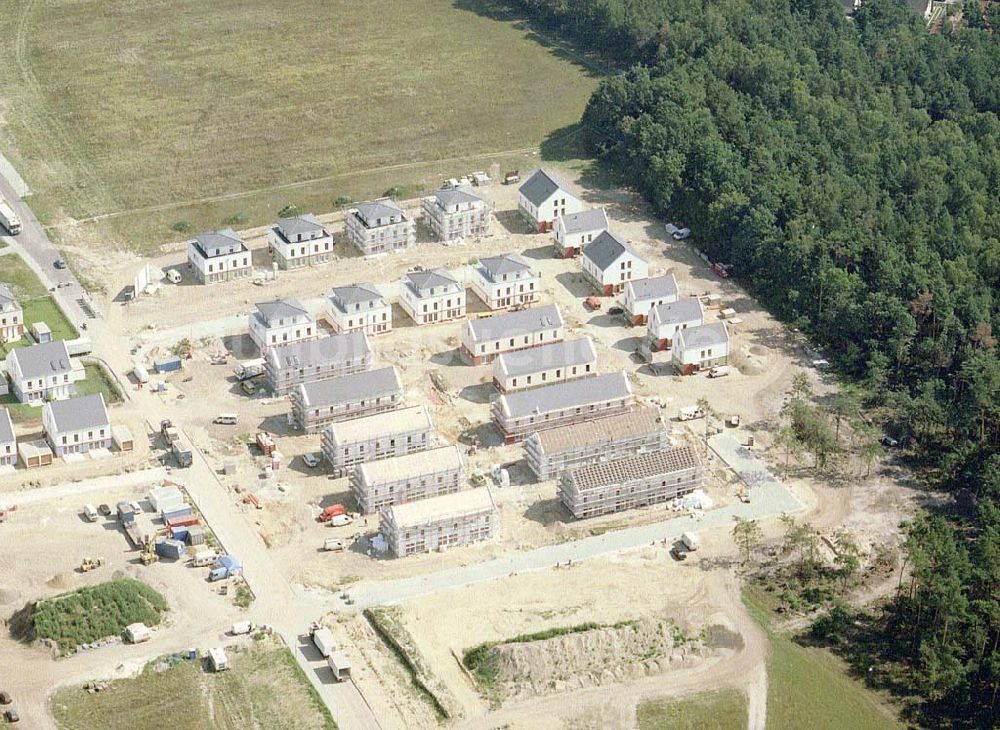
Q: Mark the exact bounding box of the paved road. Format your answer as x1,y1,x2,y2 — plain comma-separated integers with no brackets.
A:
0,167,94,324
345,456,803,610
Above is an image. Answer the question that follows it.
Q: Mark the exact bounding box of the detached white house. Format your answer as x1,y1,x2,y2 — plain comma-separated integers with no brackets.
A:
5,340,76,404
187,229,252,285
0,407,16,467
648,297,704,351
0,284,24,343
553,208,609,259
345,198,416,256
268,214,333,269
581,231,649,296
470,254,540,311
249,298,316,353
460,304,564,365
399,269,465,326
672,322,730,373
326,283,392,336
43,393,111,457
518,169,582,233
623,274,679,326
421,187,490,242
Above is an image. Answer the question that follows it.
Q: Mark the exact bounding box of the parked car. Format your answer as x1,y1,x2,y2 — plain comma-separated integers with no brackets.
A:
670,546,687,561
302,453,320,468
881,436,900,448
608,306,624,316
4,707,19,723
241,380,256,396
97,504,112,517
672,227,691,240
53,258,66,269
0,691,10,705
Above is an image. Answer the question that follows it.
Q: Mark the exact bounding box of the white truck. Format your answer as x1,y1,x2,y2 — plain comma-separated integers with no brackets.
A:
327,650,352,681
311,625,337,658
230,620,254,636
234,358,266,381
0,197,22,235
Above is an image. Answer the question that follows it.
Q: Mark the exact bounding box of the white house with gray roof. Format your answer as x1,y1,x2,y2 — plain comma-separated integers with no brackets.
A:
0,408,16,467
43,393,111,457
493,336,597,393
421,187,489,242
249,298,316,353
292,366,403,433
582,231,649,295
265,331,372,396
5,340,76,404
491,370,633,443
326,283,392,336
672,322,730,372
469,253,540,310
647,297,704,351
553,208,609,258
345,198,416,256
187,229,252,285
399,268,465,326
623,274,679,325
517,169,582,232
268,214,332,269
0,284,24,343
460,304,564,365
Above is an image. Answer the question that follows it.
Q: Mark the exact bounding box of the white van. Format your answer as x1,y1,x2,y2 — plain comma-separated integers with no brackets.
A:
678,405,706,421
165,269,182,284
708,366,731,378
83,504,99,522
214,413,238,425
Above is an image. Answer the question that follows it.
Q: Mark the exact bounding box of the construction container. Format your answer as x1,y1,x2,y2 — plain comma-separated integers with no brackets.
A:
192,550,218,567
154,538,187,560
231,621,254,636
169,526,189,542
162,505,194,523
166,514,200,530
209,647,229,671
186,526,206,546
124,623,151,643
150,485,184,512
311,627,337,658
154,356,183,373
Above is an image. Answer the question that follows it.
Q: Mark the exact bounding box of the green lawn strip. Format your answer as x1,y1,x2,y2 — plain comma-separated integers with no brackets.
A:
77,361,123,404
0,255,48,297
636,688,748,730
744,589,901,730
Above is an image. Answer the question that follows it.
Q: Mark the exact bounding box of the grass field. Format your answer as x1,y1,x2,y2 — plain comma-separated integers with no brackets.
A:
0,255,49,298
0,0,598,255
51,640,336,730
744,591,901,729
636,689,748,730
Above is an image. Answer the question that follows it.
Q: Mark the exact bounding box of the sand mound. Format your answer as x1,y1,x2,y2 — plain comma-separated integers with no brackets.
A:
46,571,78,590
749,344,769,356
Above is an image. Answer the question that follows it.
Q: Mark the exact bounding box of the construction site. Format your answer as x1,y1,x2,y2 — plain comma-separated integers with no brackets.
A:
0,170,916,730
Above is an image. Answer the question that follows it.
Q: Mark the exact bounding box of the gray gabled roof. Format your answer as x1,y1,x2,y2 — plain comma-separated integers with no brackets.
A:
46,394,109,433
478,253,533,282
433,187,484,208
495,336,596,379
0,408,14,444
627,274,678,302
583,231,639,271
0,284,17,309
298,366,401,408
497,371,631,419
519,169,568,207
329,283,386,311
355,198,405,225
466,304,563,344
675,321,729,350
254,298,309,325
192,229,245,257
406,268,459,294
266,331,370,372
649,297,704,329
11,340,72,380
558,208,608,235
275,213,326,238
